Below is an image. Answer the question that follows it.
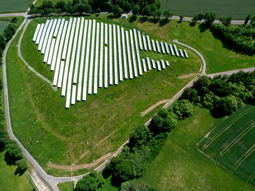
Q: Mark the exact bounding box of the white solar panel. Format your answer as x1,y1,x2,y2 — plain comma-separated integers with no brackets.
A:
113,24,118,85
109,24,113,85
142,59,147,72
146,57,151,70
44,19,57,63
71,85,76,105
105,23,108,45
73,18,84,84
138,31,143,50
58,61,65,88
160,42,165,54
41,19,53,54
146,35,151,51
183,49,189,58
169,44,175,56
38,20,50,51
33,24,41,42
166,60,170,66
62,18,73,60
164,42,170,54
117,26,123,81
88,20,96,94
179,49,184,57
133,29,142,76
121,27,128,79
125,31,133,79
151,39,156,52
94,22,100,94
161,59,165,69
62,18,76,96
51,18,65,71
35,23,44,45
151,59,156,69
142,35,147,51
82,20,92,101
99,22,104,88
53,19,61,37
173,44,179,56
77,19,88,101
104,46,108,88
129,30,138,77
156,61,161,71
47,38,55,65
156,40,161,53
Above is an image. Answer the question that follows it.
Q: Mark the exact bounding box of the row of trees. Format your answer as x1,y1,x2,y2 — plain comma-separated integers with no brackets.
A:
191,12,216,26
181,71,255,117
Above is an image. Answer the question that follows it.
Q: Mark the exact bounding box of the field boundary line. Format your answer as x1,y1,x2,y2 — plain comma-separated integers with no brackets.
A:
201,107,255,151
216,123,255,161
247,170,255,185
233,144,255,171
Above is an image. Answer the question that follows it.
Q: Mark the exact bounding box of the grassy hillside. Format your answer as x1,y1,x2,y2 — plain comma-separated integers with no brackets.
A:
140,106,252,190
0,152,33,191
160,0,255,19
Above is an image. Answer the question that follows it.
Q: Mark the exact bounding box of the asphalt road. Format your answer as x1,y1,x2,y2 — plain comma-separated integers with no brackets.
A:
0,11,254,191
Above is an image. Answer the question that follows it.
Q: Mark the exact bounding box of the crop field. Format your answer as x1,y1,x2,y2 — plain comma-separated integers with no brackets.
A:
161,0,255,19
6,15,200,176
197,105,255,188
0,20,10,35
0,0,33,13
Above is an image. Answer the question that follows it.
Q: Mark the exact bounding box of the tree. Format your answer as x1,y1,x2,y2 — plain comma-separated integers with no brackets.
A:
3,24,16,41
155,9,162,18
198,12,204,20
179,15,184,23
173,99,194,119
192,14,198,24
193,75,211,90
204,12,215,26
244,14,251,25
209,79,232,97
0,34,6,50
162,9,172,20
75,173,104,191
55,1,68,12
129,124,150,149
73,3,86,13
142,5,151,16
113,5,123,17
148,115,164,134
213,97,235,116
132,5,140,15
250,16,255,27
11,17,18,23
5,140,23,161
219,16,232,26
15,159,27,172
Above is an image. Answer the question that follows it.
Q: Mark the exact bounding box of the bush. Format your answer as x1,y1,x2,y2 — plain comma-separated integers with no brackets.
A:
173,99,194,119
75,171,104,191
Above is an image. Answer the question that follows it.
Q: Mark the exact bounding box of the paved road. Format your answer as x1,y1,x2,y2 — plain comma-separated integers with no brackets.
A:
1,10,254,191
207,67,255,78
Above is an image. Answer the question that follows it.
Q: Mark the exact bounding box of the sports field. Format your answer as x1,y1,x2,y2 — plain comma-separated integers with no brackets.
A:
0,0,33,13
198,105,255,188
161,0,255,19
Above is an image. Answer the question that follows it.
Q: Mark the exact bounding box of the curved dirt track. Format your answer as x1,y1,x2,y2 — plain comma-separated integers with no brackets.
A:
141,99,170,117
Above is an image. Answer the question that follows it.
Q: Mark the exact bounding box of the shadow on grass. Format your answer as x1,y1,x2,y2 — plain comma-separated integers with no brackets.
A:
129,15,137,23
198,23,210,32
189,22,196,27
107,14,120,20
138,17,148,24
4,152,16,166
159,19,170,27
148,18,160,24
14,167,26,176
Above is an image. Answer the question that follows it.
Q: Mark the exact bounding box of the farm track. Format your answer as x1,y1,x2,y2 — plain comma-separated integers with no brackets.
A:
1,12,255,191
233,144,255,171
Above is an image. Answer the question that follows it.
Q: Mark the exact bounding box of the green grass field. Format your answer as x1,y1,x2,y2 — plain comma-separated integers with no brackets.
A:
7,15,200,176
160,0,255,19
0,152,34,191
139,106,253,191
58,181,74,191
0,0,33,13
197,105,255,188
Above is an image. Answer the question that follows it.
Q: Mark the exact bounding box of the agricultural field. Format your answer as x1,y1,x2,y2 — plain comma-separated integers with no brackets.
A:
197,105,255,188
7,15,200,176
161,0,255,19
0,152,34,191
0,20,10,35
0,0,33,13
139,106,252,191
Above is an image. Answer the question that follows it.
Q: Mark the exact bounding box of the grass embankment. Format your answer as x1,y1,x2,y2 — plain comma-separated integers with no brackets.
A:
58,181,74,191
140,106,252,191
0,152,33,191
0,0,33,13
102,14,255,74
198,105,255,188
9,15,200,176
160,0,255,19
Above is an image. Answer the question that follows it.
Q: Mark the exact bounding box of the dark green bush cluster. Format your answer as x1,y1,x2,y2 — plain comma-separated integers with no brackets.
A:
210,16,255,54
75,171,104,191
121,180,157,191
102,99,193,185
181,71,255,117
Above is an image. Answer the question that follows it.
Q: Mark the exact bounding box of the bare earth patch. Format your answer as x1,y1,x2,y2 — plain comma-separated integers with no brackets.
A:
179,73,201,79
141,99,171,117
47,153,113,170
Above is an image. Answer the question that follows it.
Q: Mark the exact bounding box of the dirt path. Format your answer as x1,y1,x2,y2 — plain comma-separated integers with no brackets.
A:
180,73,201,79
141,99,170,117
47,153,113,170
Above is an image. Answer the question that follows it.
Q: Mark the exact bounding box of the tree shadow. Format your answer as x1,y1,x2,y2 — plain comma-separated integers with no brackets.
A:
14,167,26,176
107,14,120,20
138,17,148,24
4,152,16,166
159,19,170,27
189,22,196,27
198,23,210,32
148,18,160,24
129,15,137,23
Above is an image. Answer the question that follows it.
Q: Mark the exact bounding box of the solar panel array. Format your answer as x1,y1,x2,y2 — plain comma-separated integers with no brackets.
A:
33,18,189,108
